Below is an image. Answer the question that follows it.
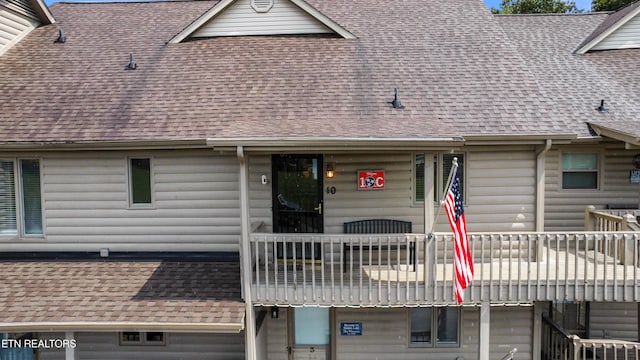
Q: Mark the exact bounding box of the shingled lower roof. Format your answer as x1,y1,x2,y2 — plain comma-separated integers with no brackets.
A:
0,260,245,332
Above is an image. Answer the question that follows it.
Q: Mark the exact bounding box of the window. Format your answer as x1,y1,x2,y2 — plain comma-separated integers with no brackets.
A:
119,332,165,346
409,307,460,347
0,159,42,236
562,153,598,189
415,153,465,203
129,158,152,205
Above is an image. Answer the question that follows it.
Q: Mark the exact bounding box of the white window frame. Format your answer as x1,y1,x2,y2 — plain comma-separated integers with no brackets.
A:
119,331,165,346
408,307,461,348
560,152,601,191
0,158,44,238
127,156,155,208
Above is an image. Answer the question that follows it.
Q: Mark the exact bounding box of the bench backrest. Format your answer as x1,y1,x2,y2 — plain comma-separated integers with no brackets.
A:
343,219,412,234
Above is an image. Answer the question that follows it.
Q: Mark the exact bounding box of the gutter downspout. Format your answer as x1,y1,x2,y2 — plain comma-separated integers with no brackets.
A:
536,139,552,232
533,139,552,360
237,146,257,360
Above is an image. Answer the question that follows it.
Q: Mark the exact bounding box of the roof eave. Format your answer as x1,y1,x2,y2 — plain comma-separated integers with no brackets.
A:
589,123,640,146
28,0,55,24
0,321,245,333
0,139,209,151
206,137,466,151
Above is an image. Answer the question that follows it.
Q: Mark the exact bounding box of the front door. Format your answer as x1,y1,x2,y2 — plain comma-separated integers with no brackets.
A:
272,154,323,234
289,307,330,360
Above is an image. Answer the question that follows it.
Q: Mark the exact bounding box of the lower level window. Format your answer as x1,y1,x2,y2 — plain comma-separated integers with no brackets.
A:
409,307,460,347
119,332,165,346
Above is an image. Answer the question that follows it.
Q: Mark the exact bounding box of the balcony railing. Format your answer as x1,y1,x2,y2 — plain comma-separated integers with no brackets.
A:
249,232,640,306
585,206,640,232
543,316,640,360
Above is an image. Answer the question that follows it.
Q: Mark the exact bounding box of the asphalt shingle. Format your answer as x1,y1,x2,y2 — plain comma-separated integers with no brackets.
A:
0,0,572,145
0,260,245,329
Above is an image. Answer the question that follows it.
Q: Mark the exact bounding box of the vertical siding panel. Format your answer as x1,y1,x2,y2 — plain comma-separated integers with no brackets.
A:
249,153,424,235
0,6,37,54
42,150,240,249
545,145,639,231
324,153,423,234
490,307,533,360
590,302,638,341
432,149,536,232
334,308,479,360
249,155,273,232
592,15,640,51
40,332,245,360
266,310,289,360
192,0,332,37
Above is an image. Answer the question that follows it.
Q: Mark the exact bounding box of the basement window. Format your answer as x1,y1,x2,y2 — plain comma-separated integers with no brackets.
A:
120,332,165,346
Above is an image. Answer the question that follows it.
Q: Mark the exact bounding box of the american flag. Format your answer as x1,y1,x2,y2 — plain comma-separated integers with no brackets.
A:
443,166,474,303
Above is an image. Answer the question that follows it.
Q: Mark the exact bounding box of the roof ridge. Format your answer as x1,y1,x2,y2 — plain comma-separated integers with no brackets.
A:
494,12,613,17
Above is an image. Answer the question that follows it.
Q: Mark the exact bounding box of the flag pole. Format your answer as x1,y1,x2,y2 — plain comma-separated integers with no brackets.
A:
428,157,459,236
424,157,459,292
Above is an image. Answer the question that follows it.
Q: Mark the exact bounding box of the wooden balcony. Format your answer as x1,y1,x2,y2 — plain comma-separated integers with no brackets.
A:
249,232,640,306
543,316,640,360
585,206,640,231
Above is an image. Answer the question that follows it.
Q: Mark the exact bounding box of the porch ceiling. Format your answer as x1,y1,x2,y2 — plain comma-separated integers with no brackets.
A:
0,260,245,332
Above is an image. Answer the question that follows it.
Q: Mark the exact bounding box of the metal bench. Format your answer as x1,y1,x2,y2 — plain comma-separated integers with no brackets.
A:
343,219,414,271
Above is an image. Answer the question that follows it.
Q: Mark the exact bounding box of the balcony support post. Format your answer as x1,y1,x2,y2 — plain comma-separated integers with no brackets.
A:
532,302,542,360
237,146,257,360
65,331,76,360
479,302,490,360
536,139,552,232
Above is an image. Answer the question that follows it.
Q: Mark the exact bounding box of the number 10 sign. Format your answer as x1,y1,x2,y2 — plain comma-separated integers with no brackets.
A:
358,170,385,190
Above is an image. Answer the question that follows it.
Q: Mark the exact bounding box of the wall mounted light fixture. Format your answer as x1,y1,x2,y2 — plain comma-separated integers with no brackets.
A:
326,162,336,178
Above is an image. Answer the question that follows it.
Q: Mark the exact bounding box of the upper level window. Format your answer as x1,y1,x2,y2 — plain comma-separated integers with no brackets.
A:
129,158,153,206
409,307,460,347
415,153,465,203
0,159,42,236
562,153,598,189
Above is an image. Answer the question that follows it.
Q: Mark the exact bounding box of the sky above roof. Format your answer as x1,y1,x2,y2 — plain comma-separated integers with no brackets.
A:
484,0,593,11
43,0,594,12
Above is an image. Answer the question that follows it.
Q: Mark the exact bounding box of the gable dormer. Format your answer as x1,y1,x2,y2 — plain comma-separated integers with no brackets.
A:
170,0,355,43
0,0,54,55
576,1,640,54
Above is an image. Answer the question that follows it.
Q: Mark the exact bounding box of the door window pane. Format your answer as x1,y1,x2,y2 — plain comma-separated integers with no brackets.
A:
436,307,459,344
294,307,329,346
409,307,460,347
0,161,17,235
410,307,432,345
20,160,42,235
130,158,152,204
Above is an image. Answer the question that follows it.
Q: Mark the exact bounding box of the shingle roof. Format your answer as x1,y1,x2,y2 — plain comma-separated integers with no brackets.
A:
0,260,245,331
0,0,574,145
495,13,640,140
